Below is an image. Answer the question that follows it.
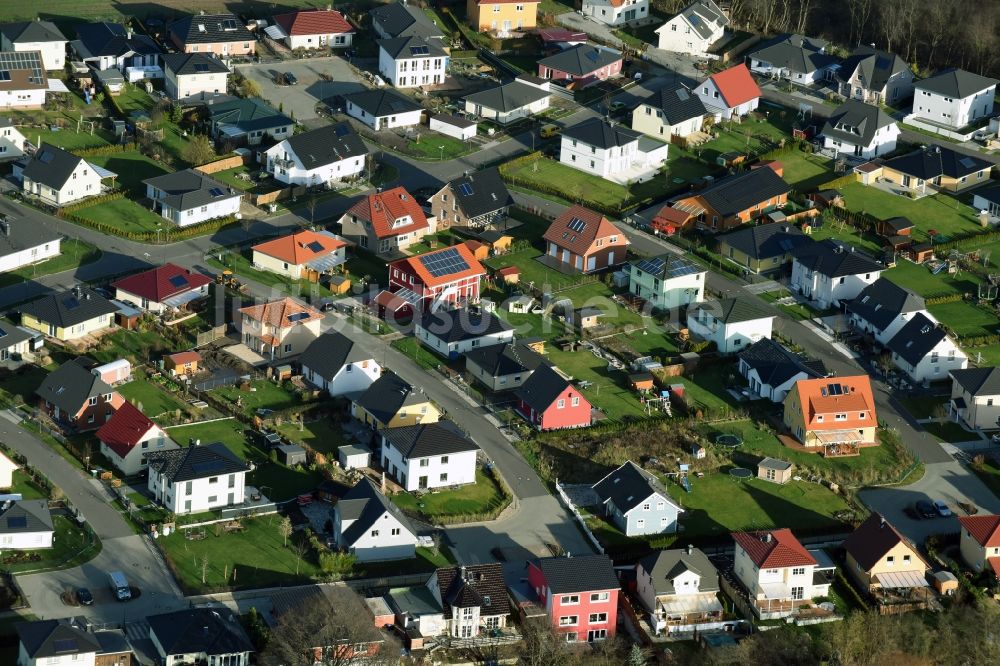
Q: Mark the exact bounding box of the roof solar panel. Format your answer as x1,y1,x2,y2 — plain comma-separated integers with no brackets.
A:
306,241,325,253
0,326,6,338
287,311,312,322
409,45,429,56
194,63,209,72
567,217,587,233
334,124,349,137
6,516,27,529
209,187,225,197
634,257,664,275
192,460,227,475
419,247,470,278
959,157,976,169
458,182,474,197
52,639,78,654
168,274,189,288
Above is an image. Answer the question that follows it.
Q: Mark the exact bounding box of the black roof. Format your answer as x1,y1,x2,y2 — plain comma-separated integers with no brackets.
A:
418,308,512,344
514,365,571,412
161,52,230,76
337,477,415,546
747,33,836,75
298,331,373,382
20,287,117,328
464,341,551,377
885,312,950,366
562,117,641,149
369,1,443,39
36,359,113,414
73,22,159,59
837,46,911,91
442,168,513,219
20,143,87,191
377,35,446,59
592,460,673,515
278,123,366,169
688,297,774,324
699,167,791,218
915,68,998,99
207,98,293,132
844,277,925,332
950,367,1000,397
379,420,479,459
0,499,52,535
145,442,249,483
143,169,240,211
792,239,883,278
344,88,422,117
974,183,1000,207
882,145,991,181
463,79,550,113
0,317,33,351
535,554,619,594
354,371,426,424
147,608,254,657
168,14,254,45
638,547,720,596
0,218,60,258
16,619,100,659
0,20,65,44
437,563,511,618
821,99,897,147
738,338,826,388
538,44,621,76
716,222,811,260
651,83,708,125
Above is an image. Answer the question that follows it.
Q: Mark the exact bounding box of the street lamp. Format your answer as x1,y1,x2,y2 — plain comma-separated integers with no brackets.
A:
439,145,444,161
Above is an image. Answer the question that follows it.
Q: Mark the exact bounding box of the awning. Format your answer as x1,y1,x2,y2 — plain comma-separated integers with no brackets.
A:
90,164,118,179
392,287,423,306
759,582,791,600
47,79,70,93
875,571,928,589
110,300,141,317
658,595,723,615
162,289,206,309
674,201,706,217
264,24,288,40
305,253,346,273
814,429,864,445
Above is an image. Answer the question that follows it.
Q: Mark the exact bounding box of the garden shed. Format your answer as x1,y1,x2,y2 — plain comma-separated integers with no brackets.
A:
339,444,371,470
275,444,307,466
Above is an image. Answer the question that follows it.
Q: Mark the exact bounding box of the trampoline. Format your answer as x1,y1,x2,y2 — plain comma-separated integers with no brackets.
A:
729,468,753,479
715,433,743,448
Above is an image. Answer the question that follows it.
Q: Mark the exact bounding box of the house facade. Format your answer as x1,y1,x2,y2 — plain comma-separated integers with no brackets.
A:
783,375,877,454
878,145,992,195
272,9,355,50
168,14,256,56
845,278,930,346
97,401,178,476
16,620,103,666
627,254,704,310
821,100,901,159
636,546,723,634
746,34,837,84
238,298,323,360
430,564,511,638
949,367,1000,431
464,341,551,392
0,218,61,273
299,332,381,397
695,63,760,120
146,443,249,515
207,98,294,146
885,312,968,384
686,298,776,354
251,229,349,281
0,500,53,550
333,478,418,562
352,371,441,430
263,123,366,187
20,287,117,341
669,164,791,232
386,244,487,314
527,555,619,642
18,144,105,207
71,21,160,73
716,223,812,274
430,168,513,229
379,421,479,492
344,89,423,130
148,609,253,666
631,83,707,140
463,77,550,125
0,50,47,109
738,338,826,403
789,240,883,309
515,365,592,430
655,0,726,55
144,169,242,227
843,513,929,593
111,263,212,313
466,0,539,33
36,360,124,432
339,186,431,257
377,36,447,88
958,514,1000,576
537,45,622,88
160,53,229,100
542,205,629,275
836,47,914,105
732,529,824,618
560,117,668,184
0,21,66,71
416,308,513,359
912,69,997,130
592,461,682,536
582,0,648,25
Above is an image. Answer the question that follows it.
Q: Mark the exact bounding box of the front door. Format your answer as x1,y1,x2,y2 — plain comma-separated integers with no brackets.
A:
418,476,428,489
503,20,511,32
588,629,606,642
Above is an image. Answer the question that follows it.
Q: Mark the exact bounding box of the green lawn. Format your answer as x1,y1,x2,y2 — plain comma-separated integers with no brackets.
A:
206,254,336,300
840,182,982,241
392,337,444,371
506,156,634,207
922,419,979,443
802,220,883,255
112,86,195,166
407,132,473,160
539,0,573,14
0,239,101,289
776,150,837,191
212,380,304,418
71,197,166,234
276,420,346,455
883,258,982,298
928,300,999,338
89,327,170,365
696,111,797,164
3,517,100,573
485,247,599,292
119,378,186,418
391,469,509,519
26,126,116,151
87,152,170,196
8,470,48,500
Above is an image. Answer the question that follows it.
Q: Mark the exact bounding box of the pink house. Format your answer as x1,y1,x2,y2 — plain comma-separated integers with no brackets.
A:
527,554,620,643
537,44,622,88
514,365,592,430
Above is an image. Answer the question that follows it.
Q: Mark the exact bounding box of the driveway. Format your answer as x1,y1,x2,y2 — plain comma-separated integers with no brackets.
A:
235,56,367,125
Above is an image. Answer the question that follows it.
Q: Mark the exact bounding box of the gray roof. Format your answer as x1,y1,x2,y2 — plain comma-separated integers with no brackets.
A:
562,117,641,149
298,331,373,382
0,499,52,534
20,287,117,329
885,312,948,366
337,477,416,546
16,619,101,659
160,52,230,77
377,35,446,59
169,14,255,45
418,308,512,344
143,169,241,212
36,359,114,416
344,88,422,118
538,44,621,77
370,2,443,39
688,297,773,324
535,554,619,594
738,338,826,387
464,341,552,377
915,68,997,99
950,367,1000,397
354,371,426,424
0,21,65,44
279,123,366,170
593,460,673,515
0,318,33,351
837,47,911,91
759,457,792,471
638,547,720,596
650,84,708,125
882,145,991,181
716,223,812,261
207,97,293,132
677,0,729,40
20,143,87,191
747,33,836,74
698,167,792,218
379,420,479,459
0,217,60,258
147,608,254,657
72,22,159,59
628,254,703,281
792,239,883,278
441,168,513,219
844,278,925,332
145,442,249,483
436,563,511,619
464,79,549,113
974,183,1000,207
822,99,897,146
513,364,571,413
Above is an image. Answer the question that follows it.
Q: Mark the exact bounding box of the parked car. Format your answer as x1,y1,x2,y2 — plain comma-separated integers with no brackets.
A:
284,72,298,85
76,588,94,606
914,500,937,519
540,124,560,139
609,101,626,113
933,499,953,517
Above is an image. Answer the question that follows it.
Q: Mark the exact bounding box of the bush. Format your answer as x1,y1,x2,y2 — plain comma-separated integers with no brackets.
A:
73,142,139,157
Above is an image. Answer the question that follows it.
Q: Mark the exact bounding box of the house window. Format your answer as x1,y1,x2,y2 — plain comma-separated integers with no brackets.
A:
791,586,804,600
571,396,580,407
557,399,565,409
559,615,578,626
371,529,380,537
391,528,401,536
89,397,97,406
636,518,645,528
439,473,448,482
228,475,235,488
589,613,608,623
441,455,449,464
642,503,650,511
590,592,609,602
886,556,895,565
560,595,579,605
792,567,805,576
565,632,578,641
207,495,218,503
420,459,429,467
209,477,218,484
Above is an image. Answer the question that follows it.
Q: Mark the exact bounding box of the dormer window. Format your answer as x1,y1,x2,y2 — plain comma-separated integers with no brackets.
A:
392,215,412,228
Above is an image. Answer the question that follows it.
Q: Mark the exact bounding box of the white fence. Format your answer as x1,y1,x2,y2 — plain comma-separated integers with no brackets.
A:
554,480,604,555
902,114,981,142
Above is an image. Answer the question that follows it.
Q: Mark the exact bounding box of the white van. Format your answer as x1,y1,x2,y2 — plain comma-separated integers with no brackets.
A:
108,571,131,601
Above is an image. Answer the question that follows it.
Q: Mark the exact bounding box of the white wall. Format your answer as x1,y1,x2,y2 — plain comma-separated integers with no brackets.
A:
166,70,229,100
464,95,549,125
264,142,365,187
381,439,478,491
115,283,209,314
146,184,242,227
150,469,246,515
346,101,422,130
895,338,968,384
0,236,60,273
656,15,719,54
583,0,648,25
687,311,774,354
303,358,382,397
22,159,101,205
416,325,515,358
791,261,882,309
287,32,353,50
822,125,900,159
631,103,704,139
913,85,996,130
378,50,447,89
628,267,704,309
430,116,477,139
0,528,52,550
560,135,639,179
749,60,828,84
336,509,417,561
6,40,65,71
741,363,809,403
19,643,95,666
101,426,179,476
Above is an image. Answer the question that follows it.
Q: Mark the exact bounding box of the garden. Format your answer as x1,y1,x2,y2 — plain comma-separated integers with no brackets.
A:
391,468,511,524
838,182,983,240
0,239,100,289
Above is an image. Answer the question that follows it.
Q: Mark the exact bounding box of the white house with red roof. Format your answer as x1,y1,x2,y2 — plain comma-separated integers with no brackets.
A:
251,229,349,281
338,186,433,257
732,529,826,618
271,8,355,50
377,243,487,318
959,514,1000,578
111,263,213,314
695,64,761,121
238,297,324,360
97,401,178,476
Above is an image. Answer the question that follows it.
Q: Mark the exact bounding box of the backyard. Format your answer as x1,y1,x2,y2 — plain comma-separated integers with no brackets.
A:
406,131,472,160
118,376,187,419
0,239,100,289
504,155,652,209
276,419,347,456
391,469,509,520
70,197,166,235
206,253,337,300
839,182,983,240
212,379,311,418
87,151,170,196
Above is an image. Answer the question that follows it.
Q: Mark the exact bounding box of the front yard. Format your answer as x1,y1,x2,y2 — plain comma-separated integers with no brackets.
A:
70,197,166,235
391,469,510,522
87,152,170,196
4,517,100,574
0,239,100,288
206,253,337,300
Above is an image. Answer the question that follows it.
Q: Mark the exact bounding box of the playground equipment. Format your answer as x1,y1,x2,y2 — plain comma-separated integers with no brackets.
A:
679,463,692,493
715,433,743,448
729,468,753,480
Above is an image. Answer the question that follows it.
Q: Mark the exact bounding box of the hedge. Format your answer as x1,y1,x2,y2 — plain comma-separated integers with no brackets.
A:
73,142,139,157
817,173,859,190
925,293,965,305
56,190,126,216
60,209,240,243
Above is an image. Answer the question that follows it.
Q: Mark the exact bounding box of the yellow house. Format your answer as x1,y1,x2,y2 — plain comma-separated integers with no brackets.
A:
19,288,118,341
878,145,993,195
467,0,539,33
843,513,928,592
782,376,877,456
351,371,441,429
715,223,812,276
958,514,1000,576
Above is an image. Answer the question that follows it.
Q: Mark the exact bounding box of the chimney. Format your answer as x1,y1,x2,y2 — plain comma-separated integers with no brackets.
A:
381,471,386,494
460,565,467,580
764,533,772,543
126,28,133,39
686,544,693,555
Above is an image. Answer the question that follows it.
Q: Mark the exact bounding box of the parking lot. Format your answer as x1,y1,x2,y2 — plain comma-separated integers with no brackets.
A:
236,56,367,126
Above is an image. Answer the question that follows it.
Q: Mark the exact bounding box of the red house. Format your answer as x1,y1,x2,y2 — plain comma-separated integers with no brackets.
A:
35,359,124,432
379,244,487,318
527,554,620,643
537,44,622,88
543,205,629,274
514,365,592,430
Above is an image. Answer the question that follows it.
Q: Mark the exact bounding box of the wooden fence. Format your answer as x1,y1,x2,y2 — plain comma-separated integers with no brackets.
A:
196,154,248,174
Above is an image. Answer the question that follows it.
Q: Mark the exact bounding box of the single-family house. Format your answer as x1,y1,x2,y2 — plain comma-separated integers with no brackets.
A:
593,460,683,536
958,514,1000,577
466,0,539,34
299,331,382,397
333,478,418,562
271,8,355,50
111,263,212,313
515,364,592,430
821,100,900,159
382,243,487,315
0,21,66,71
670,163,791,232
582,0,648,25
147,442,249,515
845,277,929,345
732,529,825,617
738,337,826,402
370,2,444,40
377,36,448,88
878,145,992,195
686,298,775,354
464,340,552,391
17,143,107,206
790,239,883,308
98,401,178,476
263,122,367,187
71,22,160,73
0,500,53,550
885,312,968,383
0,450,16,489
0,49,47,109
844,512,929,595
16,620,106,666
836,46,914,105
238,297,323,360
160,53,229,101
626,254,705,310
338,185,431,257
430,564,511,638
207,98,294,146
0,216,60,274
148,608,253,666
655,0,727,55
542,205,629,274
143,169,242,227
431,168,513,229
251,229,349,281
783,375,877,454
949,367,1000,431
416,308,514,359
430,113,477,140
527,554,619,642
716,222,812,273
0,117,27,162
352,371,441,429
35,359,123,431
537,44,622,88
168,14,256,57
631,83,708,141
0,318,34,364
974,183,1000,221
912,69,997,131
164,351,201,377
343,88,423,131
20,287,117,341
695,63,760,120
636,546,723,634
463,76,550,125
380,421,479,492
746,34,838,84
560,117,668,183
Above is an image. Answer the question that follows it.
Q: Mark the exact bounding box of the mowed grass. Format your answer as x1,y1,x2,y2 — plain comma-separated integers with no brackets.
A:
0,239,101,288
407,132,472,160
883,259,982,298
929,300,1000,338
212,380,303,418
118,379,186,418
27,127,116,151
505,156,633,207
87,152,169,196
276,420,346,455
391,470,508,518
839,182,982,240
775,149,837,191
71,198,166,234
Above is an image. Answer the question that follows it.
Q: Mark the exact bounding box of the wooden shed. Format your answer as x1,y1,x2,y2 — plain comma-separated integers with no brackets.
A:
758,457,793,484
326,274,352,295
165,351,201,377
629,372,655,391
496,266,520,284
463,239,490,261
276,444,307,466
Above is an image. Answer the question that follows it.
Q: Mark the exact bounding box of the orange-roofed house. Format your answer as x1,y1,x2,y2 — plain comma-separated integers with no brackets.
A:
97,401,178,476
251,229,350,282
959,515,1000,577
381,243,487,317
732,529,827,618
238,297,324,360
695,63,761,120
783,376,877,456
338,186,433,257
650,205,695,235
164,351,202,378
543,205,630,275
272,8,355,50
467,0,539,34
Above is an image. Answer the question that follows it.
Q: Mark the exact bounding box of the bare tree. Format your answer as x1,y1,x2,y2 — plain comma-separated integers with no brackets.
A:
200,553,210,584
846,0,874,47
291,537,309,575
278,516,293,547
519,620,575,666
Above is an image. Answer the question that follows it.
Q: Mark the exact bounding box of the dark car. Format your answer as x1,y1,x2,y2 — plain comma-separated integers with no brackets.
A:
76,588,94,606
284,72,298,85
915,500,937,519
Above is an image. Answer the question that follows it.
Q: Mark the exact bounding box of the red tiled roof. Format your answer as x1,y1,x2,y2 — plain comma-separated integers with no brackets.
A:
273,9,354,36
392,243,487,289
252,230,347,266
497,266,520,276
96,402,158,458
709,64,761,109
239,297,323,328
347,186,430,240
792,375,877,431
373,290,409,312
167,351,201,365
111,264,212,303
542,205,628,257
989,557,1000,579
959,514,1000,548
732,529,816,569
